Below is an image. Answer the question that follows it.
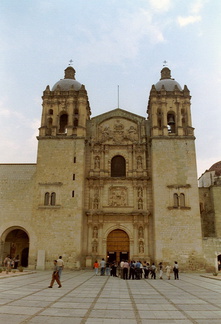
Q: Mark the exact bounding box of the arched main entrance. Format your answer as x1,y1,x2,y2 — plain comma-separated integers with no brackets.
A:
1,228,29,268
107,229,129,263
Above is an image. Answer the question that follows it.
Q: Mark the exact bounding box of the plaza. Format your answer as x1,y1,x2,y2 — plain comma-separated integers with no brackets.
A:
0,270,221,323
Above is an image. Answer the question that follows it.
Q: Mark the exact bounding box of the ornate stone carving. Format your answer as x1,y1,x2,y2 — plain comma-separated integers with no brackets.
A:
109,186,127,206
98,120,138,144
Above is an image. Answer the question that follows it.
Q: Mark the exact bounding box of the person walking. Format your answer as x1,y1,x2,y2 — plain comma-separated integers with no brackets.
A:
129,260,135,280
105,260,110,275
93,260,99,275
173,261,179,279
57,256,64,279
165,264,172,280
159,262,163,279
100,258,106,275
123,260,129,279
48,260,62,288
151,263,156,279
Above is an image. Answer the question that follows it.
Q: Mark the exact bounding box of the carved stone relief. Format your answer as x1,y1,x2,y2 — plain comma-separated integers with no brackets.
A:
98,120,138,144
109,186,127,207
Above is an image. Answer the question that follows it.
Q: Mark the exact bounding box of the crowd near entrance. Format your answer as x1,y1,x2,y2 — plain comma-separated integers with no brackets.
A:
0,227,29,268
107,229,129,263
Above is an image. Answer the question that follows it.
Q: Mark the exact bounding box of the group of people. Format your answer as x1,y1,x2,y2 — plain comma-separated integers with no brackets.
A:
3,255,20,271
93,259,179,280
48,256,64,288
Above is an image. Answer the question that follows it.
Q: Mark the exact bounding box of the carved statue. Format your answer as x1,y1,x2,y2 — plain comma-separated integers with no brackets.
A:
94,156,100,169
137,156,142,169
93,226,98,238
138,198,143,210
139,241,144,253
138,226,143,238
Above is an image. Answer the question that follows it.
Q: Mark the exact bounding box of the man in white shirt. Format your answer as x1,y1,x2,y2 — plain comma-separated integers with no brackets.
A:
57,256,64,279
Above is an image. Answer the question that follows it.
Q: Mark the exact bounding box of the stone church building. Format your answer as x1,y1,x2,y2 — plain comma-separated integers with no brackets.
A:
0,65,220,271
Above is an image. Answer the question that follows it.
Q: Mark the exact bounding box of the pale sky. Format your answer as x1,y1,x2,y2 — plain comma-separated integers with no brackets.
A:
0,0,221,177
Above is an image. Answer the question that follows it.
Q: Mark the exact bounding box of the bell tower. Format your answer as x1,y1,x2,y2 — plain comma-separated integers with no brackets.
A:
34,66,91,268
147,67,204,270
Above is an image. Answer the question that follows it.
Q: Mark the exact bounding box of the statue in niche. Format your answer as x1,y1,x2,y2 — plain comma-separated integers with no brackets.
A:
128,125,137,141
138,198,143,210
94,156,100,169
137,156,142,169
138,226,143,238
137,187,143,197
93,198,99,209
93,226,98,238
139,241,144,253
92,240,98,253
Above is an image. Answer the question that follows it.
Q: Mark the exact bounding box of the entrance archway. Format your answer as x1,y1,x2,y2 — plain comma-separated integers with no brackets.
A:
107,229,129,263
1,229,29,268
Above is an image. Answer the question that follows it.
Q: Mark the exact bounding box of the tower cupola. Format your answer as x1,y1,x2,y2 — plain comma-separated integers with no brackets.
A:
39,66,91,138
147,67,193,137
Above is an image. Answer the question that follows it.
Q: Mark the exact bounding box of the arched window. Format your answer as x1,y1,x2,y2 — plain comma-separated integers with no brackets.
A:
59,113,68,133
51,192,56,206
111,155,126,177
157,108,162,128
180,193,185,207
74,118,78,127
44,192,50,205
48,109,53,115
173,193,179,207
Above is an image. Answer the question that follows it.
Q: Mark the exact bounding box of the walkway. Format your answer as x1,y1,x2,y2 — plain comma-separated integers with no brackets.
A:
0,270,221,323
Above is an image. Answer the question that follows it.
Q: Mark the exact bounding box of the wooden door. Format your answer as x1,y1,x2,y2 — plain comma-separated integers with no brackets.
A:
107,229,129,262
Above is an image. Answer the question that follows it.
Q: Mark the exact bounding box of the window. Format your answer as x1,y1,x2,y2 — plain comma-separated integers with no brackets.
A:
59,113,68,133
72,190,75,197
173,193,179,207
44,192,56,206
73,174,75,180
111,155,126,177
44,192,50,205
74,118,78,127
74,157,76,163
180,193,185,207
51,192,56,206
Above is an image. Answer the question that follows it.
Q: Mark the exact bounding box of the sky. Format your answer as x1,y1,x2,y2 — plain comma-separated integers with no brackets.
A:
0,0,221,177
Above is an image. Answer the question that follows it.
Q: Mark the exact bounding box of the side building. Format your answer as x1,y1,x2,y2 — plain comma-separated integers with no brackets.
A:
0,66,212,271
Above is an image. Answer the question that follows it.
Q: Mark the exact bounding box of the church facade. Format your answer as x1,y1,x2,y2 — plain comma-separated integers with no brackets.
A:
0,66,217,271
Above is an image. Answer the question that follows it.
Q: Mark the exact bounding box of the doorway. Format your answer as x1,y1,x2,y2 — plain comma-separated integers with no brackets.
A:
2,229,29,268
107,229,129,263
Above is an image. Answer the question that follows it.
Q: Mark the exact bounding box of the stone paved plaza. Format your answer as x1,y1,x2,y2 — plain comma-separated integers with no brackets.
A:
0,270,221,323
